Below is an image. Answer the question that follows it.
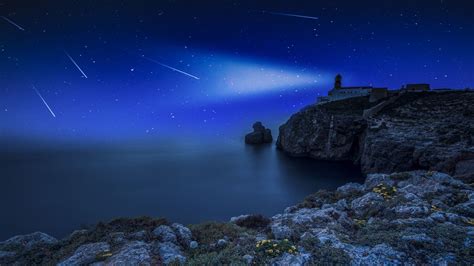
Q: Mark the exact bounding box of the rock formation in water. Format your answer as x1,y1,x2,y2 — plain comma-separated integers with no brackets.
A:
277,91,474,182
245,121,273,144
1,171,473,264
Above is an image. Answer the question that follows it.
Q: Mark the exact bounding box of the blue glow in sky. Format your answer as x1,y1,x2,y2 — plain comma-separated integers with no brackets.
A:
0,0,473,142
211,56,329,96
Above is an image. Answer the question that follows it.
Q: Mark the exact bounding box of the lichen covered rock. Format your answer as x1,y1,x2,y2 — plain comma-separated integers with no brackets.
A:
58,242,110,265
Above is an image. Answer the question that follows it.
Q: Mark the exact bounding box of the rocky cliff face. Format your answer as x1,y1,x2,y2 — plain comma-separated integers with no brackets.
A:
277,91,474,181
1,171,473,264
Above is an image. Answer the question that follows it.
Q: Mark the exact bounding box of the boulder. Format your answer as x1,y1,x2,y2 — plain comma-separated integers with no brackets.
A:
231,214,270,229
336,182,364,198
106,241,152,265
129,230,147,240
271,251,311,266
0,232,57,250
311,228,341,245
217,239,228,247
401,233,434,244
171,223,192,246
464,229,474,248
364,173,394,190
230,214,250,223
349,243,407,265
108,232,126,244
350,192,384,217
392,204,430,218
189,241,198,249
243,254,254,264
152,225,177,243
155,242,185,265
58,242,110,266
245,122,273,144
270,224,292,240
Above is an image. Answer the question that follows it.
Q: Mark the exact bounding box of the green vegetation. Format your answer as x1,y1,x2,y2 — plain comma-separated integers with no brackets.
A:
300,237,351,265
186,244,248,265
234,214,270,230
255,239,296,258
0,216,167,265
296,190,337,210
390,172,411,181
189,222,253,246
372,184,397,200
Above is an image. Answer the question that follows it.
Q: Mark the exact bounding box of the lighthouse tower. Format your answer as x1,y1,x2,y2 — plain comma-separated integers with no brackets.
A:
334,74,342,89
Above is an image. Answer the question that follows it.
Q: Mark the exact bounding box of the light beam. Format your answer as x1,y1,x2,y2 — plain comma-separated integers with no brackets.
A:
32,85,56,118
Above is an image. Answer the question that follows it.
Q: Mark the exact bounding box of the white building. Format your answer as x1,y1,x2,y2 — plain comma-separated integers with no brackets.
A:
317,74,388,103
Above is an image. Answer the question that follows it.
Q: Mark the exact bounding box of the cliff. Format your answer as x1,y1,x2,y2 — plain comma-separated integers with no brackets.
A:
1,171,473,264
277,91,474,181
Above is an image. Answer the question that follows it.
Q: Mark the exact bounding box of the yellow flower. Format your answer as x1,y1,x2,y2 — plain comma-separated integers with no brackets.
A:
267,249,273,253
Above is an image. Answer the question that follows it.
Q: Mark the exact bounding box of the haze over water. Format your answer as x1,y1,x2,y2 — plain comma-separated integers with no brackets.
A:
0,137,363,240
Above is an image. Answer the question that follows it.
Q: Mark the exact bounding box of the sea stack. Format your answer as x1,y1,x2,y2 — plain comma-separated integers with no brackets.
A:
245,122,273,145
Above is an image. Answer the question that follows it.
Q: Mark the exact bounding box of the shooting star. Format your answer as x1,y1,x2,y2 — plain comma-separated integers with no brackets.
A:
263,11,319,20
141,55,200,80
64,50,88,78
1,16,25,31
32,85,56,118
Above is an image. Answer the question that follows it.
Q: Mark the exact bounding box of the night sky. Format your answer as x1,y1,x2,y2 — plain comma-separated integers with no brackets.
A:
1,0,473,142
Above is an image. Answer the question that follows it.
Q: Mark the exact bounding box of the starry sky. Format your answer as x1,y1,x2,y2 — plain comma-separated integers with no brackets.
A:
1,0,473,142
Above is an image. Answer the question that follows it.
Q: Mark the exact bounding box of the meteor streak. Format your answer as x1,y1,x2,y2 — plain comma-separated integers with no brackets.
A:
264,11,319,20
32,85,56,118
64,50,88,78
1,16,25,31
141,55,200,80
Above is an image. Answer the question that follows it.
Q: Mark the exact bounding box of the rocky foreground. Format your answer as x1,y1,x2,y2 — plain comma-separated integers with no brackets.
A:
277,91,474,182
1,170,473,265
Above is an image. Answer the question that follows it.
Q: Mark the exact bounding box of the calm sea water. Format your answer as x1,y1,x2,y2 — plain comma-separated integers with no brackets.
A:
0,140,364,240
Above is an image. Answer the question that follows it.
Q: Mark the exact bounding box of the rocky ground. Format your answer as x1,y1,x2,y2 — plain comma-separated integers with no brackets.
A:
277,91,474,182
1,170,473,265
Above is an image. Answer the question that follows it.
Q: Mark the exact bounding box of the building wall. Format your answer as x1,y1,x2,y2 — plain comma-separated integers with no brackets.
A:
405,84,430,91
327,88,371,101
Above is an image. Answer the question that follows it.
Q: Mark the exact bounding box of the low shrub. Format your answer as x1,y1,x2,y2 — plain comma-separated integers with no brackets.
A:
296,190,337,210
253,239,297,264
235,214,271,230
372,184,397,200
186,245,246,265
189,222,249,246
390,172,411,181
